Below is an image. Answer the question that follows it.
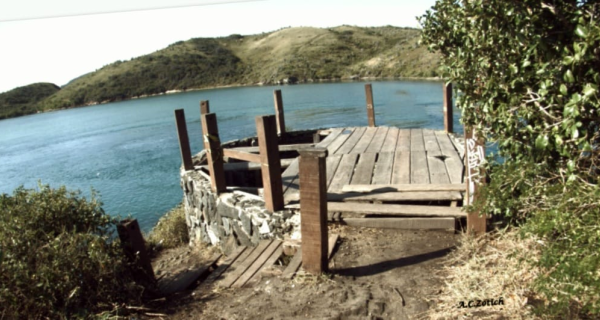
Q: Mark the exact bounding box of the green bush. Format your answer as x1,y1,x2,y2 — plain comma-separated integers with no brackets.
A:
420,0,600,317
0,184,141,319
146,203,189,251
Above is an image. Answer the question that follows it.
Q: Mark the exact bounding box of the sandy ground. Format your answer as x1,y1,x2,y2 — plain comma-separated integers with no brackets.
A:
145,225,458,319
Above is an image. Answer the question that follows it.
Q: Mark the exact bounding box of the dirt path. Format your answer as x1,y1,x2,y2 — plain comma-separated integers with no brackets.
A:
148,225,458,319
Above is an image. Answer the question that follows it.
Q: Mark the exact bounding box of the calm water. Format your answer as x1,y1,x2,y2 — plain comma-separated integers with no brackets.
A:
0,80,461,231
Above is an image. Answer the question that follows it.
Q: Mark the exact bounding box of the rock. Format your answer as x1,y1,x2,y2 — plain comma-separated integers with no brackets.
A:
259,220,271,235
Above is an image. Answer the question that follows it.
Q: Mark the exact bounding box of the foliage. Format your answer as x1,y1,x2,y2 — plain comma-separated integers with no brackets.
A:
420,0,600,317
0,26,439,119
0,184,141,319
0,83,60,119
146,203,189,251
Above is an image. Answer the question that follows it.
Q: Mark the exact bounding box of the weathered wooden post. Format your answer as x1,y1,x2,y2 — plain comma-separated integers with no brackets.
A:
273,90,286,137
117,219,155,282
256,115,284,212
443,83,453,133
465,128,486,235
200,100,210,115
299,148,329,274
174,109,194,171
365,83,376,127
201,113,227,193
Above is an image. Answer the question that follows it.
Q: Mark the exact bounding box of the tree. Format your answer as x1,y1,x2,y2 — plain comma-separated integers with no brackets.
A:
420,1,600,316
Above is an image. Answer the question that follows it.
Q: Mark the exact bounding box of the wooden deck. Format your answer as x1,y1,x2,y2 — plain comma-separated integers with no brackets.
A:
281,127,465,206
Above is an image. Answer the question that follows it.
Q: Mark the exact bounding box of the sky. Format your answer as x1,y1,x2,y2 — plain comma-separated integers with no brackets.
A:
0,0,438,94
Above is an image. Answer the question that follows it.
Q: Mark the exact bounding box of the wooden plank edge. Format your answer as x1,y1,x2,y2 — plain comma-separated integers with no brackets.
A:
341,217,456,230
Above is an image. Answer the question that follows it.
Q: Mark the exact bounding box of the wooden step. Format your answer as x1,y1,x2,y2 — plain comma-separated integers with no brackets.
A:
327,202,466,218
328,191,463,202
341,183,466,193
282,234,340,279
341,217,455,230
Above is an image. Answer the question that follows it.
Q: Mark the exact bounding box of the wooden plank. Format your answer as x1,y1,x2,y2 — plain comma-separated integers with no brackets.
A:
315,128,343,149
328,153,359,192
396,129,411,151
341,217,455,230
350,153,377,185
223,149,262,163
450,134,465,159
410,128,425,152
199,158,295,172
220,240,272,288
365,127,389,153
327,202,466,217
256,115,284,212
435,131,464,184
350,126,378,154
391,151,410,184
201,113,227,193
427,150,451,184
372,152,395,185
411,151,430,184
247,246,283,284
159,253,221,295
423,129,441,152
231,143,315,153
335,127,366,155
365,84,376,127
281,158,299,194
232,240,282,287
342,183,466,193
465,128,487,236
328,234,340,259
282,248,302,279
174,109,193,171
273,90,286,136
328,191,463,202
204,246,249,285
443,83,453,133
325,155,343,189
380,127,399,153
299,148,329,274
325,128,354,154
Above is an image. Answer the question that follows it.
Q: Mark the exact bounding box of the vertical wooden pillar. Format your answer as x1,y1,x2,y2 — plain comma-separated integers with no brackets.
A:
174,109,194,171
200,100,210,115
465,128,486,236
443,83,453,133
365,84,376,127
256,115,284,212
201,113,227,193
273,90,286,137
117,219,155,282
299,148,329,274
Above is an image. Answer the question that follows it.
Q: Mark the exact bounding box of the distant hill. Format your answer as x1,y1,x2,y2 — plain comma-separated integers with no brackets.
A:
2,26,440,118
0,83,60,119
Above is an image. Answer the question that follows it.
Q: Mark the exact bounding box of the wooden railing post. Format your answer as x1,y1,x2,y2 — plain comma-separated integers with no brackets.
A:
200,100,210,115
465,128,486,235
299,148,329,274
174,109,194,171
273,90,286,137
117,219,155,282
365,84,376,127
256,115,284,212
443,83,453,133
201,113,226,193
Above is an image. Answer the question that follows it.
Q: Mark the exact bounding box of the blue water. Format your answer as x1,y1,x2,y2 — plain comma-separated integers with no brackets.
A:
0,80,461,231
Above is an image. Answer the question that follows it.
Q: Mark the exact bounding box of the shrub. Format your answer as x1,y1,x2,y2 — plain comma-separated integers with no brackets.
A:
0,184,141,319
146,203,189,251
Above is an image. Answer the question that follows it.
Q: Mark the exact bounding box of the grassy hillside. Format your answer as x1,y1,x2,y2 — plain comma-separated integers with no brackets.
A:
0,83,60,119
4,26,440,116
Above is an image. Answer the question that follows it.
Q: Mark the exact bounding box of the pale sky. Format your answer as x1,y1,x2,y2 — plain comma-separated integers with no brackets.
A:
0,0,437,94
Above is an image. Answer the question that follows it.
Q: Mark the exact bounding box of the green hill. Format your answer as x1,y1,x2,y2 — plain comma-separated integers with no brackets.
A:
2,26,440,118
0,83,60,119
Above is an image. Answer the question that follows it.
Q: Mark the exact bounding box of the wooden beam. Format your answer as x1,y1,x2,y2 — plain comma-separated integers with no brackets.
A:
117,219,155,282
328,202,466,217
200,100,210,115
198,158,295,172
282,248,302,279
230,143,315,153
365,83,376,127
341,217,455,230
174,109,194,171
256,115,284,212
342,183,466,193
223,148,262,163
273,90,286,136
443,83,453,133
201,113,227,193
299,148,329,274
465,128,487,236
328,191,463,202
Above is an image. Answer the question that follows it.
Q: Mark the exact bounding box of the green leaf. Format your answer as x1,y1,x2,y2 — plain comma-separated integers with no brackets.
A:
572,125,579,139
575,25,588,38
560,84,568,95
564,69,574,83
583,84,597,98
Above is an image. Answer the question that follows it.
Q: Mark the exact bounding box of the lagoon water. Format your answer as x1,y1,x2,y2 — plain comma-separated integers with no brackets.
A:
0,81,461,231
